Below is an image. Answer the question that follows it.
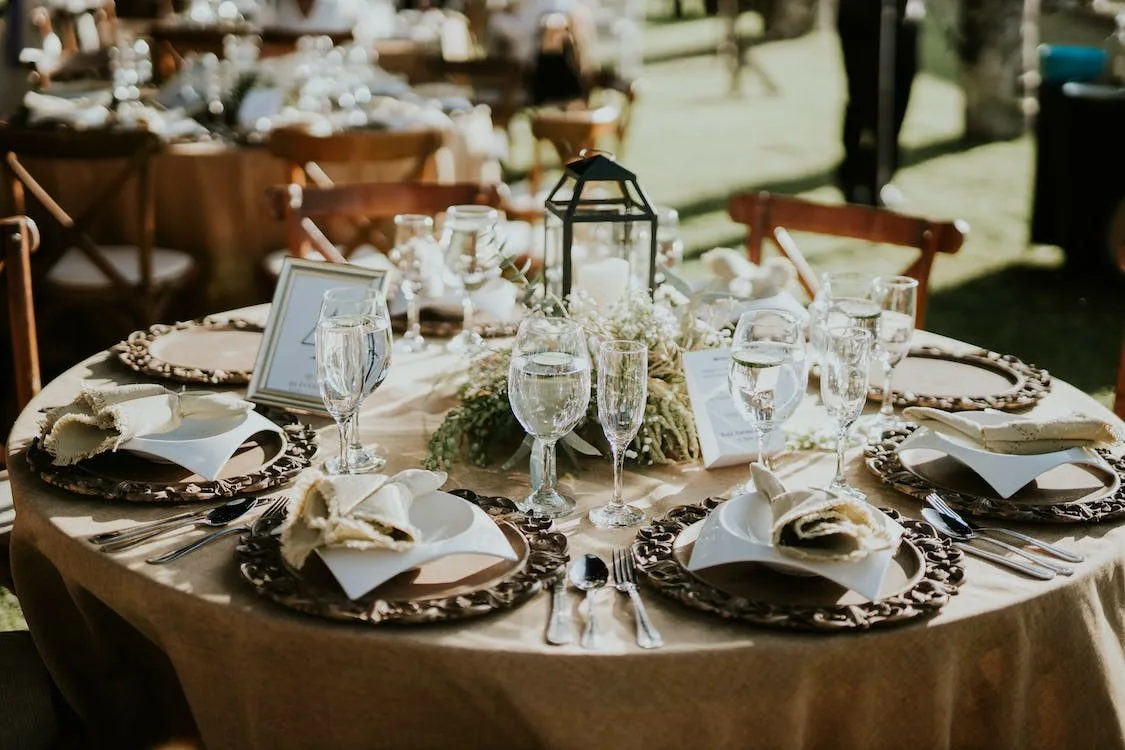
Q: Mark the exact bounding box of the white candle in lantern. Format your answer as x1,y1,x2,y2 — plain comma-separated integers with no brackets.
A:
576,257,631,308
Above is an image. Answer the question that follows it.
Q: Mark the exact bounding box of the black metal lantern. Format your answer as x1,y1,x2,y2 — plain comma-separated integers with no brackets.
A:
543,152,658,299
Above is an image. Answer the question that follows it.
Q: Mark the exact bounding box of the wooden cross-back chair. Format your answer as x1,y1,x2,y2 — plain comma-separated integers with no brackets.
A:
528,105,621,195
727,191,968,326
437,57,530,131
27,0,116,87
265,181,507,265
1,128,197,331
0,216,41,469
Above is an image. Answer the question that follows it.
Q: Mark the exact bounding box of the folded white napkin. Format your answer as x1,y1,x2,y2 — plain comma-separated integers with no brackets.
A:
281,468,447,569
700,248,796,300
24,90,113,129
41,384,254,465
751,463,894,563
903,407,1121,455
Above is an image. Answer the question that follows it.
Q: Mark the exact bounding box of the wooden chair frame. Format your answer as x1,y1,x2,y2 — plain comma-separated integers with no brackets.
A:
1,128,181,325
528,106,621,195
728,191,968,326
1,216,42,469
266,181,506,262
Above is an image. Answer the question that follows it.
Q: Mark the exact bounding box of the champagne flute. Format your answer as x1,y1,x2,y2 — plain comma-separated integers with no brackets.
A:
865,275,919,438
319,286,392,475
809,271,877,362
389,213,435,354
728,309,808,493
316,300,368,475
821,326,874,498
442,205,501,355
589,340,648,528
508,316,591,518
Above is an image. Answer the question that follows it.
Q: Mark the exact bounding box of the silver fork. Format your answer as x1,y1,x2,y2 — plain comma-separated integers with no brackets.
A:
146,497,289,565
925,492,1083,563
612,549,663,649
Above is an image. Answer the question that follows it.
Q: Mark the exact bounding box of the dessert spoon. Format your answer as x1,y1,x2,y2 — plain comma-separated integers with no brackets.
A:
569,554,609,649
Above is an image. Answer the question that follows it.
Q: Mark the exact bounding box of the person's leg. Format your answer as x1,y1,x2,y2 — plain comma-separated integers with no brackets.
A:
889,8,919,181
836,1,882,205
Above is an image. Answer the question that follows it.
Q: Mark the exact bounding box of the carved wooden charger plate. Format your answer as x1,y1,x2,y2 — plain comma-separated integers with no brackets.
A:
389,312,518,340
865,346,1051,412
236,491,569,625
865,426,1125,524
24,409,317,503
115,317,264,385
632,500,964,632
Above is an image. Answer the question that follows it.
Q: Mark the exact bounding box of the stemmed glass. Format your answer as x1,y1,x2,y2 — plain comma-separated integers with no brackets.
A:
508,316,591,518
589,340,648,528
319,287,393,475
821,326,874,498
389,213,435,354
864,275,919,438
727,309,808,493
442,205,502,355
809,271,877,363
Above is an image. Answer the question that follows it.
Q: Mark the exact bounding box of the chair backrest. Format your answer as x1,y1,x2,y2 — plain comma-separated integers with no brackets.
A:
528,106,620,194
727,191,968,326
266,127,447,187
1,216,42,467
27,0,115,86
265,181,508,261
1,127,162,308
438,57,528,130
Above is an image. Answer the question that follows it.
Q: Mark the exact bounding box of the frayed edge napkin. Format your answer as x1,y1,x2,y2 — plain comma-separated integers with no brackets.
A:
903,407,1122,455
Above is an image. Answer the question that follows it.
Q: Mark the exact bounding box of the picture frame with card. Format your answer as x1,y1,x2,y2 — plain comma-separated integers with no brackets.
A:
247,257,389,414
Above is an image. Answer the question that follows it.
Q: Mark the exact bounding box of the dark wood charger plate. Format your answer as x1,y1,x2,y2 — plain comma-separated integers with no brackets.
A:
114,317,264,386
24,408,317,503
632,499,963,632
865,425,1125,524
389,311,518,340
864,346,1051,412
236,490,569,625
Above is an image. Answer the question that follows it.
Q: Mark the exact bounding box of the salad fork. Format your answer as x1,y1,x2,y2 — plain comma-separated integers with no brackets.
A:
925,492,1083,563
612,548,663,649
146,496,289,565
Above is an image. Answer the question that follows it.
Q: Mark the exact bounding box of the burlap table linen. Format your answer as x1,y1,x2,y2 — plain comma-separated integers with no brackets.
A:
7,314,1125,750
8,112,499,313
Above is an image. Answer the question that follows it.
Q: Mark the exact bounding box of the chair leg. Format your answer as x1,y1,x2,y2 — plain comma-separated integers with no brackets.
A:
1115,330,1125,420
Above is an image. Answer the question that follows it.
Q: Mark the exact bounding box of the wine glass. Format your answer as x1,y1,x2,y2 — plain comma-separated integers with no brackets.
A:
864,275,919,438
728,309,808,493
389,213,435,354
319,287,392,475
316,297,369,475
442,205,502,355
589,340,648,528
508,316,591,518
820,325,874,498
809,271,877,362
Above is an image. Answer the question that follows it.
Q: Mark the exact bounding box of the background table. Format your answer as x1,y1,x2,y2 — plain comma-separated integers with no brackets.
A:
7,317,1125,749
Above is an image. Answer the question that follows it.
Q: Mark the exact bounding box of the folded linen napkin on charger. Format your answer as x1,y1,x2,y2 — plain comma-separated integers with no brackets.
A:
41,384,253,466
902,407,1121,455
281,468,447,569
750,463,894,563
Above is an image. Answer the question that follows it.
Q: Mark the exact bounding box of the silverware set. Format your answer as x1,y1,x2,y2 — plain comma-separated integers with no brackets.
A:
547,550,662,649
923,492,1082,580
87,496,289,565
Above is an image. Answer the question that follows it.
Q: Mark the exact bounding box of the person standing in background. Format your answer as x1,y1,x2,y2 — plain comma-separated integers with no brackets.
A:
835,0,924,207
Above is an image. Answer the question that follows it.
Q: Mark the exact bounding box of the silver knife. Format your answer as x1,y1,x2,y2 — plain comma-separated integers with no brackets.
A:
954,542,1055,580
545,577,574,645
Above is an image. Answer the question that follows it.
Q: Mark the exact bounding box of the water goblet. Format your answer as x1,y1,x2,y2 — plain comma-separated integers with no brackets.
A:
442,205,502,355
319,287,392,475
389,213,435,353
821,326,874,498
315,301,369,475
864,275,919,438
508,316,591,518
589,340,648,528
728,309,808,494
809,271,878,362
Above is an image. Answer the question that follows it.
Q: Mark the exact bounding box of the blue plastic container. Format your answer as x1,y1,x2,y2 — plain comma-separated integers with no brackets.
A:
1039,45,1108,83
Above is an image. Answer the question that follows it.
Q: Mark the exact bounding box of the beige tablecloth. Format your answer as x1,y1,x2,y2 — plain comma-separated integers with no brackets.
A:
7,320,1125,750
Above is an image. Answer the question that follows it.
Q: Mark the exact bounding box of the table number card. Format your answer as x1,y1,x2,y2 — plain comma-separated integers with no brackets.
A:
247,258,388,414
682,348,785,469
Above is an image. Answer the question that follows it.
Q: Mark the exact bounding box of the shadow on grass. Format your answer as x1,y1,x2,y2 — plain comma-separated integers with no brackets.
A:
926,263,1125,393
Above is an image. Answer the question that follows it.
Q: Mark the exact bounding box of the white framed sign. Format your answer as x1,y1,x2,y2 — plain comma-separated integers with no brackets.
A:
247,257,389,414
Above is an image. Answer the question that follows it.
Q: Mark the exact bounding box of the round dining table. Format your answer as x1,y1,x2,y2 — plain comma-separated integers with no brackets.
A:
6,307,1125,750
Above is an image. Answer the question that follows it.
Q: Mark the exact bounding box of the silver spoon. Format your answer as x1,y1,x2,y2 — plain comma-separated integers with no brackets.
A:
89,496,256,546
97,497,259,554
569,554,609,649
923,508,1073,576
922,509,1057,580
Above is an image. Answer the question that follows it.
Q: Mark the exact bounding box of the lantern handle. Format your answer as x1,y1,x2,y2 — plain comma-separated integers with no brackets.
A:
578,148,615,161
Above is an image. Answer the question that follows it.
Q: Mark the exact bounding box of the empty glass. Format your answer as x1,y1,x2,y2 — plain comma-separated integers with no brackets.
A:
865,275,919,438
809,271,877,362
389,213,435,353
508,317,591,518
728,309,808,492
442,205,502,355
319,287,392,475
589,340,648,528
821,326,874,498
316,296,368,475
